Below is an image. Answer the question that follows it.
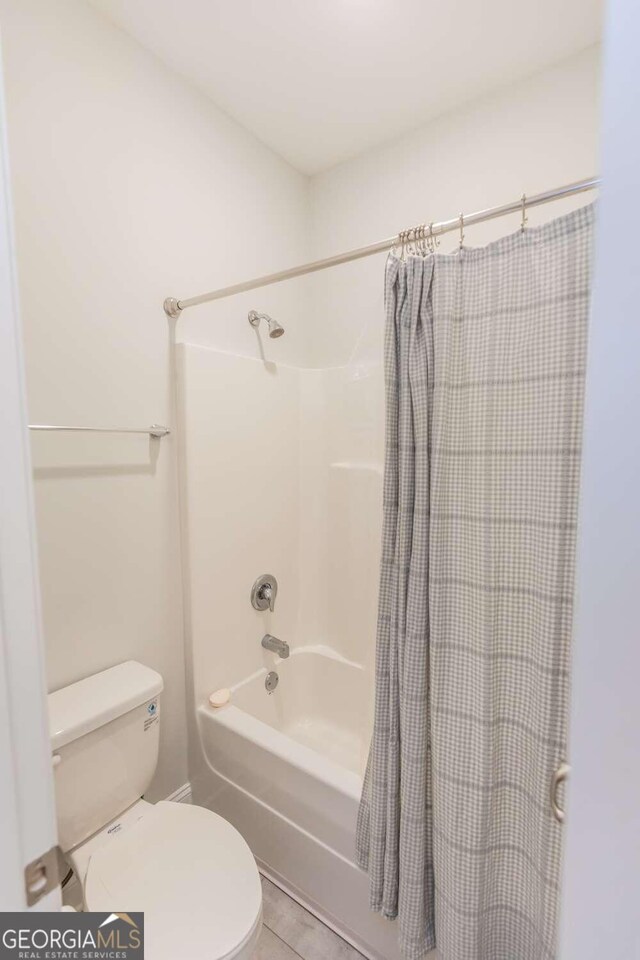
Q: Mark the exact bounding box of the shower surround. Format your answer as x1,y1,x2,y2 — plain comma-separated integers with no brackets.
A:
176,342,396,958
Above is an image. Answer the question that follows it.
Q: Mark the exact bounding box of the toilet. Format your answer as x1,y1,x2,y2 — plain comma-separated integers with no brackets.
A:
48,660,262,960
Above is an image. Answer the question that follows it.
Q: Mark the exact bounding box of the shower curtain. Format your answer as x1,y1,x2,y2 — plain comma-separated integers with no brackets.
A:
356,205,594,960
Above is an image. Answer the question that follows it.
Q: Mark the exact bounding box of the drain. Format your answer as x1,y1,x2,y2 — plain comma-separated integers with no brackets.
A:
265,671,279,694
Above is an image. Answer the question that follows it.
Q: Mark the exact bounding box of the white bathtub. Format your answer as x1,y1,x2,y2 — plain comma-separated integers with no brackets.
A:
194,647,402,960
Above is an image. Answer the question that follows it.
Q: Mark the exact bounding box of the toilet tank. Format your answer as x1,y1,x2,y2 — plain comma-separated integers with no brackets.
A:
48,661,164,852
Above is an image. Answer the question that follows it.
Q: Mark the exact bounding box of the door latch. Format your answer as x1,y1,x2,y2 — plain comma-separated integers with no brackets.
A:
24,845,60,906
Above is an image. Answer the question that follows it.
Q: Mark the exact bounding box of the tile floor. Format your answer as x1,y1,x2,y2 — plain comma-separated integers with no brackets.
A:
255,876,366,960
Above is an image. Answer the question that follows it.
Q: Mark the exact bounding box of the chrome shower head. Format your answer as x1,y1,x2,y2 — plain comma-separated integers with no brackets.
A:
267,317,285,338
248,310,285,338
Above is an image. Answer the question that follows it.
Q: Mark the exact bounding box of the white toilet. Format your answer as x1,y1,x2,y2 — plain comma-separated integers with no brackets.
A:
48,660,262,960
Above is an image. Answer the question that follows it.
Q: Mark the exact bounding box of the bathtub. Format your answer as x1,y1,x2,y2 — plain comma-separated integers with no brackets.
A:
194,646,402,960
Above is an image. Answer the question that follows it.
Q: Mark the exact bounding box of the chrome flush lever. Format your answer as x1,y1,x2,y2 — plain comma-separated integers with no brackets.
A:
251,574,278,612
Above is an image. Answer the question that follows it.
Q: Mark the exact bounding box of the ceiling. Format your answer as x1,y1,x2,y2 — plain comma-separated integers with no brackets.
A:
88,0,603,175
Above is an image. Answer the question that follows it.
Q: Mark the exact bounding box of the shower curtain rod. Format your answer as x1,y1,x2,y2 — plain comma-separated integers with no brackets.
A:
163,175,600,318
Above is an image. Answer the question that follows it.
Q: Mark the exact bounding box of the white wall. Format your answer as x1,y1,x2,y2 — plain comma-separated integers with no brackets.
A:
0,0,310,799
308,46,601,368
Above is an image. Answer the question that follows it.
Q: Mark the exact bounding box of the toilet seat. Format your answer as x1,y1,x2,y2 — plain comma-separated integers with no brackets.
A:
84,801,262,960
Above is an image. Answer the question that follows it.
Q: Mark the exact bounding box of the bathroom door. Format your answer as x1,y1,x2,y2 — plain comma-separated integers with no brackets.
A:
0,39,60,911
560,0,640,956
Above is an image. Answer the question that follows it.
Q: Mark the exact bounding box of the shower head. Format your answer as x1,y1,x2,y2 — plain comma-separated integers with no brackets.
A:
248,310,285,338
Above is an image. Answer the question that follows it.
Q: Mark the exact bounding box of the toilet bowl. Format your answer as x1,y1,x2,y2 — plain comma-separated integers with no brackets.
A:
48,661,262,960
72,801,261,960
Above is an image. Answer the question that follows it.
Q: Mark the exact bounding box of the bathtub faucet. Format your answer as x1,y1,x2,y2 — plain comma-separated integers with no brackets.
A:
261,634,290,659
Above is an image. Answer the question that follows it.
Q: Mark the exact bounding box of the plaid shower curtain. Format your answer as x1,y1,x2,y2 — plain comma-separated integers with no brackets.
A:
356,205,594,960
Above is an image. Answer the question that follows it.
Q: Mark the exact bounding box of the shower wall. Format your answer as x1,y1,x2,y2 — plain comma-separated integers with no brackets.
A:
298,363,383,668
177,342,384,708
177,345,301,706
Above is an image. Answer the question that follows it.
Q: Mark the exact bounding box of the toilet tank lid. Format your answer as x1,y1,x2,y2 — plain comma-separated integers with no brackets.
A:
49,661,164,751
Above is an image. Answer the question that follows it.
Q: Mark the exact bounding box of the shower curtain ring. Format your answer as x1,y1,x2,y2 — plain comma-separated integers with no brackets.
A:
459,212,465,250
521,193,528,232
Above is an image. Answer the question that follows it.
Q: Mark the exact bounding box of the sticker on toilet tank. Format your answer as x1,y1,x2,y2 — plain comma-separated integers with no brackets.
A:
143,699,159,732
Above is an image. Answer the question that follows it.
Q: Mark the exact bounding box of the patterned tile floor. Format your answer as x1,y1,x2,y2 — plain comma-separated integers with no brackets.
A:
254,876,366,960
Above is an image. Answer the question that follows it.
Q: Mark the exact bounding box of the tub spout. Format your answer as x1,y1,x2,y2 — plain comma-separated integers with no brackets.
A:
261,634,290,659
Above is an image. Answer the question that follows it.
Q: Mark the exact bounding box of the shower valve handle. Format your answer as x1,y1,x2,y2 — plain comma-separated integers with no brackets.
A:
251,574,278,612
260,584,274,612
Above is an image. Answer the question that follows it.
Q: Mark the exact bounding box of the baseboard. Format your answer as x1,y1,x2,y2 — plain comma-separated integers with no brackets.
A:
165,782,193,804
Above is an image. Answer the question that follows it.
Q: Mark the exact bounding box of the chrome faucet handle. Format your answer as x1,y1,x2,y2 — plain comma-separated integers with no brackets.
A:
262,584,274,612
251,574,278,612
